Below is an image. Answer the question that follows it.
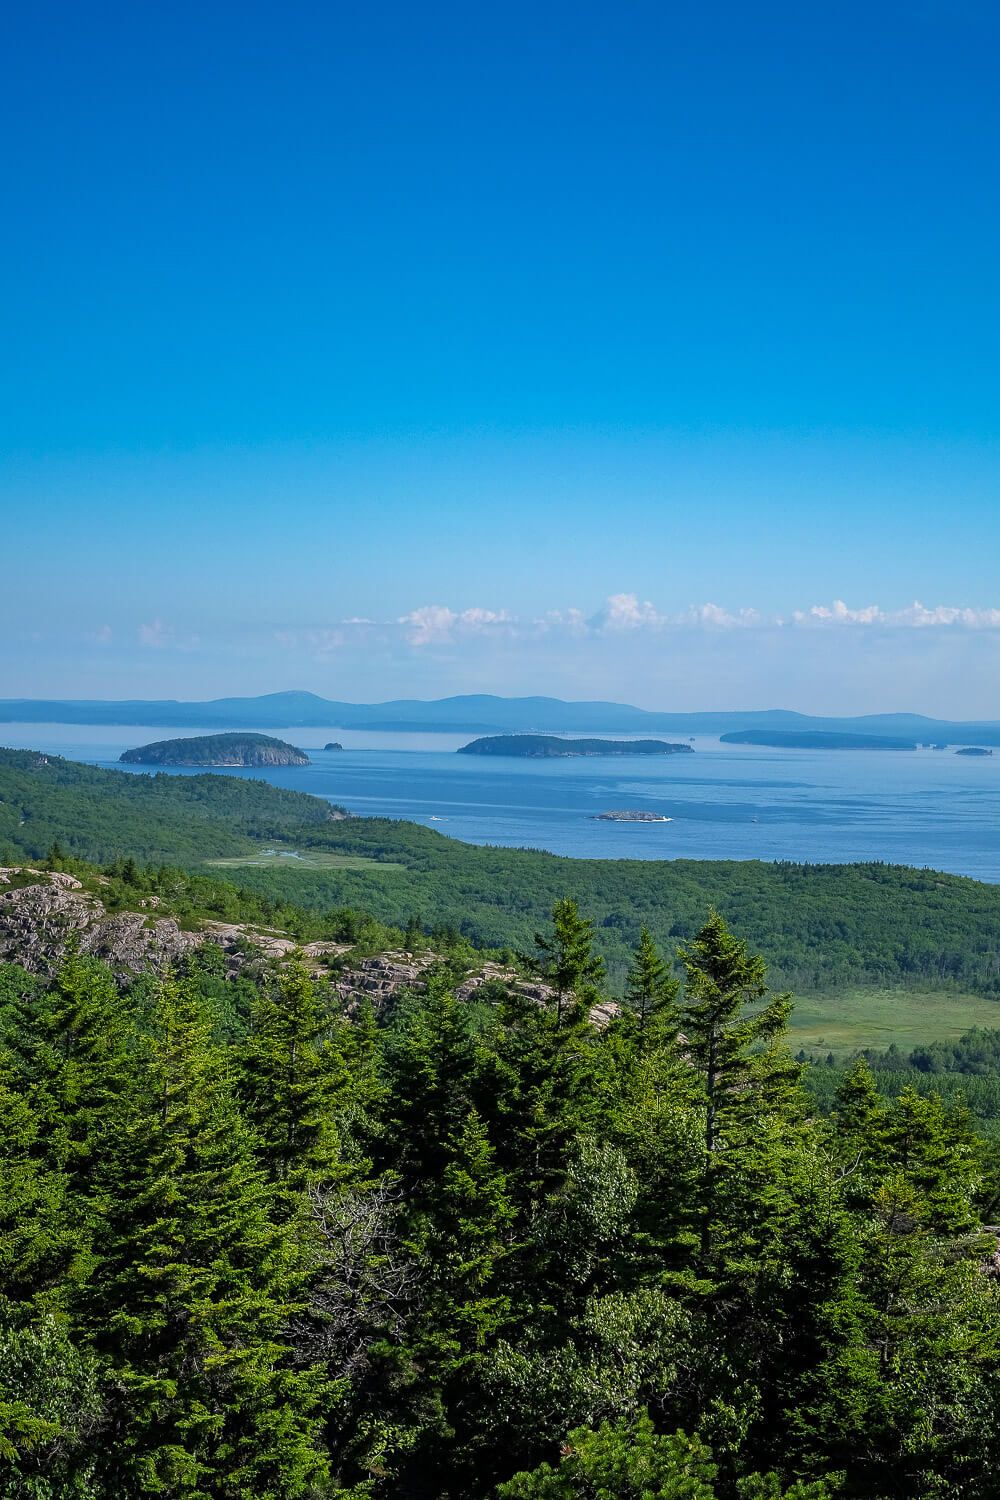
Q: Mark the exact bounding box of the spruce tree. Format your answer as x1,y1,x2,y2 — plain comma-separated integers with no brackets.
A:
237,958,344,1205
27,948,132,1183
534,899,606,1026
676,911,801,1276
73,976,328,1497
624,926,679,1051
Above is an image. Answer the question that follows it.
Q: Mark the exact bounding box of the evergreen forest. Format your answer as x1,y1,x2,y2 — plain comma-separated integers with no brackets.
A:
3,903,1000,1498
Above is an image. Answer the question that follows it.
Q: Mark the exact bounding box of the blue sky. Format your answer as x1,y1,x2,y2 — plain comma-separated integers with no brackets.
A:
3,1,999,712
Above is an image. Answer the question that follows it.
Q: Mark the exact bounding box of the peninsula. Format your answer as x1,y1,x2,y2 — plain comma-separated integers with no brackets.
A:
120,732,310,768
458,735,694,758
721,730,917,751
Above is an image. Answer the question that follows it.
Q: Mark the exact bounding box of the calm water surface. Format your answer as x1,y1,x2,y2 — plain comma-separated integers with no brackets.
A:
5,723,1000,881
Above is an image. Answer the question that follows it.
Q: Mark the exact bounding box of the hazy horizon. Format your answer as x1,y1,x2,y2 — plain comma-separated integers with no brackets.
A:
3,684,1000,726
4,3,999,716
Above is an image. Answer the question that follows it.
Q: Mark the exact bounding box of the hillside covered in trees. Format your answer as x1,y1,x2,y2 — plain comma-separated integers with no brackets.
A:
4,904,1000,1498
2,748,1000,998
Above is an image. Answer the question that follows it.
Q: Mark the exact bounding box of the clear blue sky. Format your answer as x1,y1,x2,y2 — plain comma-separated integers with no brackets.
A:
3,1,999,712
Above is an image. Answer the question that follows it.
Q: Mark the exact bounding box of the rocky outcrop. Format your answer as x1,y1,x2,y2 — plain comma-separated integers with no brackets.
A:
0,869,347,979
0,870,620,1027
0,870,202,973
330,952,620,1026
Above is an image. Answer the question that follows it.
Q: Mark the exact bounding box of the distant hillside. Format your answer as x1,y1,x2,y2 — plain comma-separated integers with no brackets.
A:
121,732,309,767
4,691,1000,742
457,735,693,757
722,730,917,751
0,748,344,864
3,747,1000,999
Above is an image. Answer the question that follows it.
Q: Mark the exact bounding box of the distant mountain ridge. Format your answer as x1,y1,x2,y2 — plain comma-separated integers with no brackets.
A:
3,691,1000,744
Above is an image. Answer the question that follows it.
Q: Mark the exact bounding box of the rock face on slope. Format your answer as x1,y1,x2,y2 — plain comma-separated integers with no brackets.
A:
120,732,310,767
0,869,344,978
0,869,619,1027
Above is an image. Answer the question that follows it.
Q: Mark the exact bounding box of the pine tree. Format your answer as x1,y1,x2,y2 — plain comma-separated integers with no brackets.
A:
0,1053,78,1311
534,898,606,1026
832,1058,883,1150
238,958,344,1205
73,976,328,1497
27,948,133,1182
360,982,516,1494
676,911,801,1276
624,927,679,1050
498,1412,719,1499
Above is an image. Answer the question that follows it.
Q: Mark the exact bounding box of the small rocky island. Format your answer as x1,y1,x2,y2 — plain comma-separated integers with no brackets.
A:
594,809,673,822
458,735,694,758
324,741,344,751
120,732,310,768
956,746,993,757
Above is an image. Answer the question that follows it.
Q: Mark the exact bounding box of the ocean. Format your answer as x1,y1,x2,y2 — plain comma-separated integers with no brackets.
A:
4,723,1000,881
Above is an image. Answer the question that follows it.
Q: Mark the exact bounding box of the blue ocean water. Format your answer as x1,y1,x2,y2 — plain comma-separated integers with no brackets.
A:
4,723,1000,881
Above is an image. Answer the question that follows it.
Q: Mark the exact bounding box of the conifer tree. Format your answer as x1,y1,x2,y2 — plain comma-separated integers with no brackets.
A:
534,898,606,1026
830,1057,884,1166
74,976,328,1497
0,1053,79,1312
238,958,343,1204
624,926,679,1050
676,911,801,1275
27,948,132,1182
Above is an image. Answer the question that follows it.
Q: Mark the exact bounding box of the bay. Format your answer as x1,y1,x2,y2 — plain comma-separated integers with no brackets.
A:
3,722,1000,881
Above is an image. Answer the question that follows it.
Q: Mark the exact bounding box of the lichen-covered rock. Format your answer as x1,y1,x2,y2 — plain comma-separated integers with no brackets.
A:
0,871,619,1027
333,951,441,1010
0,870,347,980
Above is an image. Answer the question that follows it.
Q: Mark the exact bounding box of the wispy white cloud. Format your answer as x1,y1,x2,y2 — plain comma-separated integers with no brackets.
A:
138,619,200,651
270,594,1000,660
678,602,762,629
399,605,513,646
138,619,171,649
590,593,666,630
795,599,1000,629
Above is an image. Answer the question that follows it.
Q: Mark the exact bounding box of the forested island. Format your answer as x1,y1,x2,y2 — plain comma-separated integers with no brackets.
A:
120,731,310,767
957,746,993,757
721,730,918,751
459,734,694,757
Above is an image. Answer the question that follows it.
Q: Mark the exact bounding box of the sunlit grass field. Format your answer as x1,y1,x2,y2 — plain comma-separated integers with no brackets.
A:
205,848,405,873
788,986,1000,1054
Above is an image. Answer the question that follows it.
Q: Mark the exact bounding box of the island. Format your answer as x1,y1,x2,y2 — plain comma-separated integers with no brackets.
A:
120,732,310,767
324,742,344,751
956,746,993,757
457,735,694,758
720,731,917,751
594,809,673,822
